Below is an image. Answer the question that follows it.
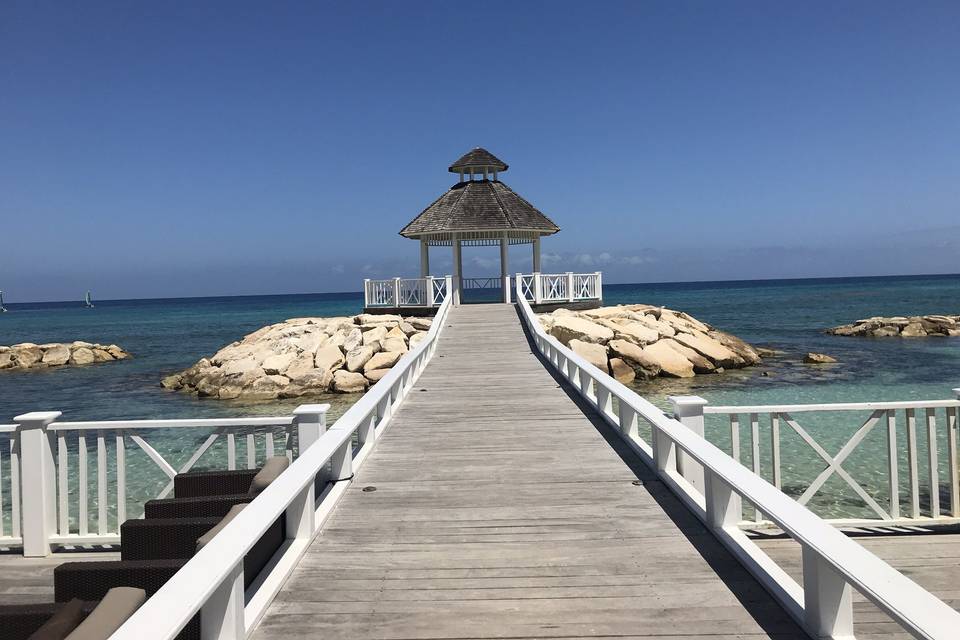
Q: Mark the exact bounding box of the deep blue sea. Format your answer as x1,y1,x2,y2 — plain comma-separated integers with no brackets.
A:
1,275,959,521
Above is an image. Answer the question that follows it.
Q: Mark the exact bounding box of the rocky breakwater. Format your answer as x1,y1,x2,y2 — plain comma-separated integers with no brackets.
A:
537,304,761,384
161,313,433,400
0,342,130,370
828,315,960,337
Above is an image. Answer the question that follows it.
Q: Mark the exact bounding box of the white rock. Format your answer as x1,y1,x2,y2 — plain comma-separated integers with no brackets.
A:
569,339,609,372
409,317,433,331
362,326,388,347
381,337,408,353
314,344,345,372
549,316,614,346
409,332,427,348
641,340,695,378
342,328,363,352
345,345,375,372
41,344,71,366
364,351,401,373
262,353,296,375
672,331,741,367
614,322,659,346
333,369,368,393
70,347,96,365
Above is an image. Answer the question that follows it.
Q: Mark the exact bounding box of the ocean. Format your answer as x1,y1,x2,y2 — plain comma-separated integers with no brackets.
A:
1,274,959,522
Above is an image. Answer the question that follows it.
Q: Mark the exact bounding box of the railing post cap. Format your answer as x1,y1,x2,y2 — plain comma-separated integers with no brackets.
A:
667,396,708,412
292,404,330,416
14,411,62,425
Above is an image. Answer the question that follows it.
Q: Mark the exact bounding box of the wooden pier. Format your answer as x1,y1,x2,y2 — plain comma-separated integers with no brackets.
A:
252,304,806,639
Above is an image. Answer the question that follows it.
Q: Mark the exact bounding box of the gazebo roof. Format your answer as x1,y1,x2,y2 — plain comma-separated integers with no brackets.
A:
448,147,508,174
400,179,560,239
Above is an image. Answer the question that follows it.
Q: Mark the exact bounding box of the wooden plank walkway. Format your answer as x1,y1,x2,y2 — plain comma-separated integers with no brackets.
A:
753,527,960,639
0,551,118,605
253,303,806,640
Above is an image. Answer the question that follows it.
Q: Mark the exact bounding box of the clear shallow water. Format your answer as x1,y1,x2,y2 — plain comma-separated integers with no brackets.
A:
1,275,959,522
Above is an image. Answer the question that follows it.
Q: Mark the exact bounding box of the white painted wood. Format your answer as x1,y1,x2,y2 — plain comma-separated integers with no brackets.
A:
886,410,900,519
9,433,20,539
948,406,959,516
532,236,541,272
330,440,352,482
57,434,68,535
110,291,452,640
801,544,853,639
706,399,960,413
705,470,741,529
78,433,88,536
14,412,60,557
618,402,638,440
115,432,126,526
515,294,960,639
452,239,462,305
420,239,429,277
730,414,741,462
293,404,329,456
907,408,921,518
226,432,236,470
97,431,107,535
669,396,707,495
770,413,782,490
246,433,256,469
927,408,940,518
200,560,244,640
284,483,314,541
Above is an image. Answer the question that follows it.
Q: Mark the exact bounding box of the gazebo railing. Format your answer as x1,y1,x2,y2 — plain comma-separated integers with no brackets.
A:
364,276,451,308
516,272,602,304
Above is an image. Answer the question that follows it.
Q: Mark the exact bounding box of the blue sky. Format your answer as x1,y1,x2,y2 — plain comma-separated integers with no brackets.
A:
1,1,958,301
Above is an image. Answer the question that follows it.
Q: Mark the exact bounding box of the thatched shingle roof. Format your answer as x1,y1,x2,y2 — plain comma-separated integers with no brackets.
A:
400,179,560,238
448,147,508,174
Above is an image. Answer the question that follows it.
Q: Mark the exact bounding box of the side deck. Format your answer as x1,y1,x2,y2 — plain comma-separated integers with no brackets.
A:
253,304,805,639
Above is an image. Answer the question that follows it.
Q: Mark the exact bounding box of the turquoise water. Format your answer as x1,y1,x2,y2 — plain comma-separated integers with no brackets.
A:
1,275,959,524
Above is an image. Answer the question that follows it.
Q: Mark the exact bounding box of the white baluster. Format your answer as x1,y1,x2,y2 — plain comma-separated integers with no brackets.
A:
949,390,959,516
97,430,107,535
770,413,782,490
14,411,60,557
926,408,940,518
886,410,900,519
566,272,574,302
906,408,920,518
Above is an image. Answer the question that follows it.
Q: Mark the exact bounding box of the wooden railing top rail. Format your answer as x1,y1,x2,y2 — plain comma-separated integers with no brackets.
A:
706,397,960,414
0,424,17,432
50,416,294,431
516,292,960,640
111,291,452,640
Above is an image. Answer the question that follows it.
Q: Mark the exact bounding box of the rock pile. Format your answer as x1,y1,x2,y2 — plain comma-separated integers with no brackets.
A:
0,342,130,370
161,314,433,400
828,315,960,337
537,305,761,383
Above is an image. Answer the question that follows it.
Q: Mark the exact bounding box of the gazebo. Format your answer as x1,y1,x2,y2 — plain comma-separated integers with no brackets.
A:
362,147,602,312
399,147,560,304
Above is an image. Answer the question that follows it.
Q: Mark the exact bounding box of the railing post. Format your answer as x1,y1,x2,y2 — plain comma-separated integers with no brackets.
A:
393,277,401,307
503,274,512,303
566,271,574,302
704,469,742,529
363,279,370,307
515,273,522,301
15,411,60,557
445,275,453,305
802,546,853,639
668,396,707,495
330,439,353,482
426,276,435,306
533,272,542,304
652,427,676,474
200,559,245,640
595,271,603,302
293,404,329,456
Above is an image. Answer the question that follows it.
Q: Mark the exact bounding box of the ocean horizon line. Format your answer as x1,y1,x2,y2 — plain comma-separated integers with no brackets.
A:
2,270,959,307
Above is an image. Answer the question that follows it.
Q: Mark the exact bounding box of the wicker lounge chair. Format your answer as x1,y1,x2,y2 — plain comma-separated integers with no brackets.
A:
0,587,144,640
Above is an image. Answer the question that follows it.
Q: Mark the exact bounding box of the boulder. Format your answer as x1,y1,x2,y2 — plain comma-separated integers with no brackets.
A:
41,344,72,366
409,332,427,348
672,331,742,367
356,313,402,325
609,358,635,384
608,339,661,378
247,374,290,400
362,326,388,348
901,322,926,337
364,351,402,373
70,347,96,365
664,340,715,373
803,352,837,364
342,328,363,353
385,326,407,341
614,322,659,346
12,343,42,368
0,351,15,369
91,348,114,362
399,322,417,336
314,345,345,372
333,370,368,393
569,339,609,372
161,373,183,390
221,357,259,377
409,317,433,331
873,326,900,337
381,337,408,353
262,353,296,375
549,316,614,346
641,340,695,378
283,353,315,380
710,330,762,364
345,345,376,372
365,369,391,383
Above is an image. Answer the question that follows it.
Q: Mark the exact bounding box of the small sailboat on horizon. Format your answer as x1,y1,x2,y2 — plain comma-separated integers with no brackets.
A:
84,290,94,308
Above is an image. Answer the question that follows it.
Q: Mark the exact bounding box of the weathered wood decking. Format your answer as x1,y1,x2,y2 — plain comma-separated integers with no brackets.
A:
253,304,806,639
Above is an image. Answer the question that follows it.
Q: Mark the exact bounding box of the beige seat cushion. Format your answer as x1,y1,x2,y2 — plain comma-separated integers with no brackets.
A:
196,502,248,551
247,456,290,495
27,598,87,640
64,587,145,640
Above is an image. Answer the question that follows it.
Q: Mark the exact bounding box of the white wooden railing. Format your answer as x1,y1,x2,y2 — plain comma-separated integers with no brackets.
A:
110,290,451,640
364,275,450,308
515,271,602,304
0,424,21,547
516,291,960,640
680,396,960,527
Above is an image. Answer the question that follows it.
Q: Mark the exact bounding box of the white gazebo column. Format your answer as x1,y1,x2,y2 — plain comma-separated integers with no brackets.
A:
500,233,510,303
452,238,462,305
533,236,541,272
420,240,430,277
